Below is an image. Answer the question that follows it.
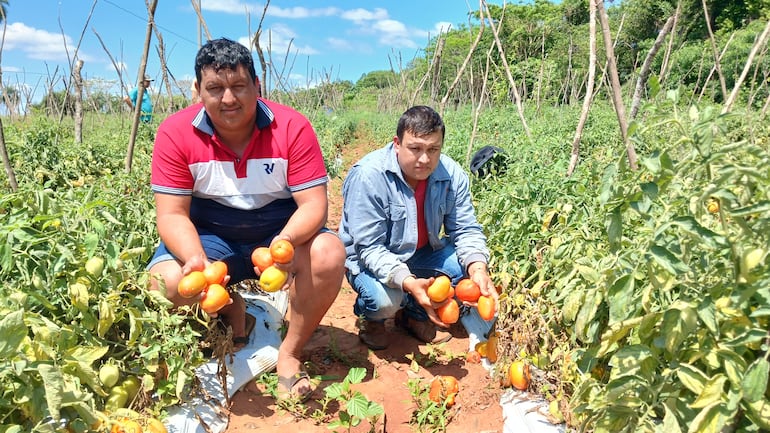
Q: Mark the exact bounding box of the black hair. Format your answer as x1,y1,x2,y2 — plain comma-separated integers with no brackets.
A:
396,105,445,142
194,38,257,83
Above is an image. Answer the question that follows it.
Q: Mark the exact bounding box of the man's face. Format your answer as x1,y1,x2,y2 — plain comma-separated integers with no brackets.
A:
198,64,259,133
394,129,443,188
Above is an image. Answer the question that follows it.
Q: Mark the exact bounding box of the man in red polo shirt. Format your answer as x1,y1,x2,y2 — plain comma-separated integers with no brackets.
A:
148,38,344,401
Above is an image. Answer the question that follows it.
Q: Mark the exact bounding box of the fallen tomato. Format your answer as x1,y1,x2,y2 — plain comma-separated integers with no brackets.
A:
428,375,460,407
509,360,531,391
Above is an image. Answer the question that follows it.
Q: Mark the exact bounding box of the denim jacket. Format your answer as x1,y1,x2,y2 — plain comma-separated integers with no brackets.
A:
339,142,489,289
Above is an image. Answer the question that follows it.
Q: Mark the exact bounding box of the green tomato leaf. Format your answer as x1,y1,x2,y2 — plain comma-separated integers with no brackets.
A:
678,363,708,395
38,363,64,421
690,374,726,409
742,358,770,403
649,245,689,275
0,310,27,359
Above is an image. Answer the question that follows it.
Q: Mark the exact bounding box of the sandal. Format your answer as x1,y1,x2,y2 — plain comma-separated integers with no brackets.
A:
276,371,314,403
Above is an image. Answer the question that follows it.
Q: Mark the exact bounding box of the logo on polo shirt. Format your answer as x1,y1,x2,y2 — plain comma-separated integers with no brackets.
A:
263,163,275,174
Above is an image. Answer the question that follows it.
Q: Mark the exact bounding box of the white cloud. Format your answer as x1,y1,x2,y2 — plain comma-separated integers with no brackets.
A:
372,19,418,49
202,0,338,18
340,8,389,23
269,6,339,18
4,22,76,61
259,23,318,56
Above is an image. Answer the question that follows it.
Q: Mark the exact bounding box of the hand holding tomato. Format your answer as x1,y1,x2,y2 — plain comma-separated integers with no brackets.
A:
404,276,452,328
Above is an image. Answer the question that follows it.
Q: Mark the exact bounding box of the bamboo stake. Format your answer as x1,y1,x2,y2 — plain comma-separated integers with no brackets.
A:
702,0,728,101
723,20,770,114
481,0,532,141
566,0,596,177
440,3,485,115
0,7,17,191
125,0,158,174
629,14,676,120
597,0,636,170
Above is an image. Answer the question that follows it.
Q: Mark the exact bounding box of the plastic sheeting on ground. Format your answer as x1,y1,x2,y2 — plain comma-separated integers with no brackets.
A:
164,290,288,433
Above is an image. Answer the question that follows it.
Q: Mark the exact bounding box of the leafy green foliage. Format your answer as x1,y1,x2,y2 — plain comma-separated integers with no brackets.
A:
323,367,384,432
0,117,203,429
478,90,770,431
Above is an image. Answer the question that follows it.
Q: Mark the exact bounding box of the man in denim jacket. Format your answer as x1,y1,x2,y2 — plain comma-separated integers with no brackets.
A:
339,105,498,350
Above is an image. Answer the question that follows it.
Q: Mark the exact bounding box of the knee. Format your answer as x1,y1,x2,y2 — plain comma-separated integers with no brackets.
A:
373,302,401,320
309,233,346,275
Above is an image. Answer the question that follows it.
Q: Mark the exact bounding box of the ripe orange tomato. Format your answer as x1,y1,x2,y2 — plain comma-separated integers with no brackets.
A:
145,418,167,433
436,300,459,324
509,360,531,390
707,200,719,214
455,278,481,303
466,350,481,364
477,295,496,321
202,261,227,285
200,283,230,314
426,275,452,303
111,419,142,433
251,247,274,273
270,239,295,264
177,271,207,299
428,375,460,407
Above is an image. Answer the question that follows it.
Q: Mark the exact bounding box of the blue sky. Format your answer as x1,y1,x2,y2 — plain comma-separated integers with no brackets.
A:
2,0,497,102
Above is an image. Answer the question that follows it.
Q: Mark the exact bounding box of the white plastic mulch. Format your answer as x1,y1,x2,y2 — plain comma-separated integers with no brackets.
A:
164,290,289,433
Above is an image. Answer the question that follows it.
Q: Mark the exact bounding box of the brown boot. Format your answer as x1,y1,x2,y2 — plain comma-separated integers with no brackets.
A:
357,318,389,350
395,310,452,344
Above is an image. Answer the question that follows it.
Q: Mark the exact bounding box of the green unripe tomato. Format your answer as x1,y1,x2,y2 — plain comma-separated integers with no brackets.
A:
105,385,128,411
99,364,120,388
120,376,141,401
85,256,105,277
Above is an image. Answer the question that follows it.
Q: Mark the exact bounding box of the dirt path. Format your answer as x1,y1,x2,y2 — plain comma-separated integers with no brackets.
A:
223,137,505,433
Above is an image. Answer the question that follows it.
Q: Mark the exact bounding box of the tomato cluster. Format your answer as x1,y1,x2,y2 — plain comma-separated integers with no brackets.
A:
251,240,294,292
177,261,231,314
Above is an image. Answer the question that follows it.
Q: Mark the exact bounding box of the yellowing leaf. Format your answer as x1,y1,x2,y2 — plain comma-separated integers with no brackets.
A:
690,374,727,409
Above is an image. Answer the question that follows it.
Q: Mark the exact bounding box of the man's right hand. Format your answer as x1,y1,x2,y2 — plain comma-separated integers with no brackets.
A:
403,276,452,328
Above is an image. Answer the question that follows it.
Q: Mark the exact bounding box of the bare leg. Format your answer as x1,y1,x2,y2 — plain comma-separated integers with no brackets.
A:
276,231,345,394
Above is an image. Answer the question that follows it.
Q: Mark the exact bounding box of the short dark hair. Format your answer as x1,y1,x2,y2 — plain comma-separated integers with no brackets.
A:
396,105,445,143
194,38,257,83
